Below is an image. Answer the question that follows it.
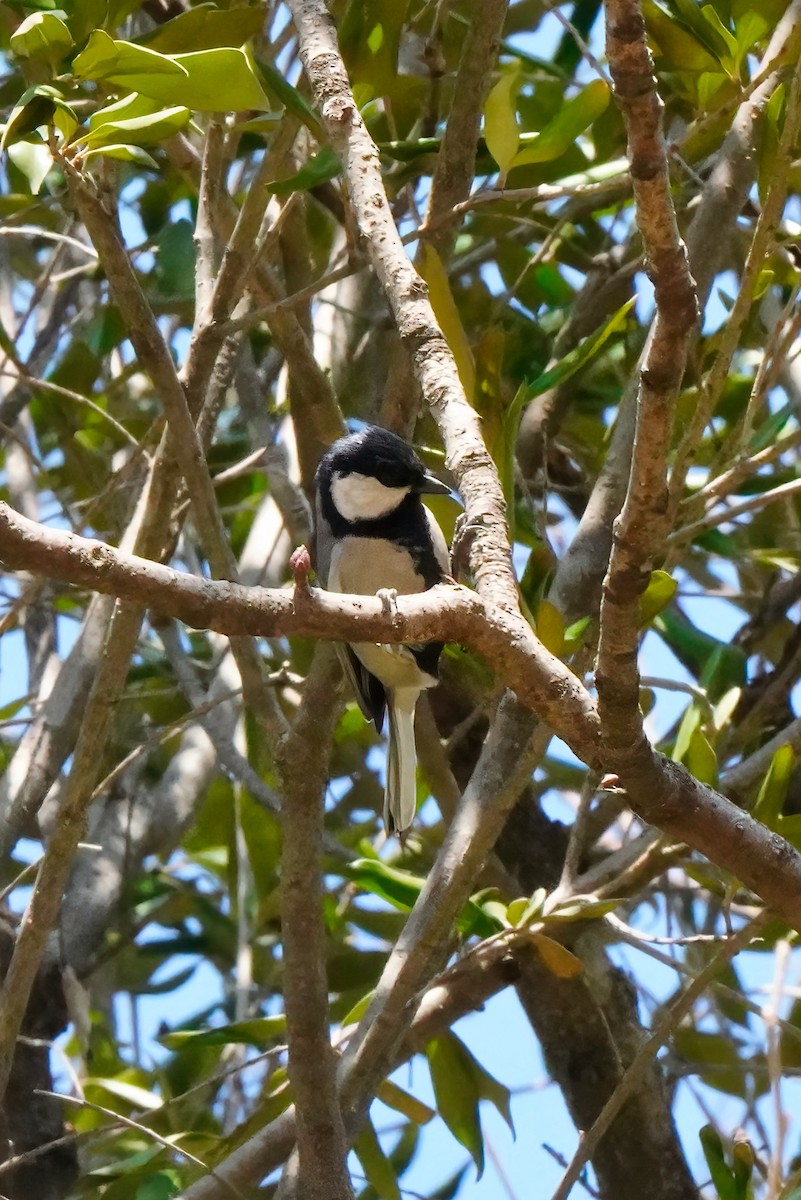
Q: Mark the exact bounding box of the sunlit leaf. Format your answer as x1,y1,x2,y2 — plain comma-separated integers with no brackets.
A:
753,745,795,831
535,599,565,656
639,569,677,627
530,932,583,978
10,11,72,62
7,139,53,193
377,1079,436,1125
483,71,520,176
418,244,475,399
511,80,610,166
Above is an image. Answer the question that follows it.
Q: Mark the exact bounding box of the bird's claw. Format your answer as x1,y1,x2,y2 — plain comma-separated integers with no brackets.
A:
377,587,400,622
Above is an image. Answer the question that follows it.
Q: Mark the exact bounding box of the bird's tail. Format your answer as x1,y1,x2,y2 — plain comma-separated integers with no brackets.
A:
385,687,420,835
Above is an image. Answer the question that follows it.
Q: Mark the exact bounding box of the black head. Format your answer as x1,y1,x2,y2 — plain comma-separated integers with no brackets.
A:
316,426,449,525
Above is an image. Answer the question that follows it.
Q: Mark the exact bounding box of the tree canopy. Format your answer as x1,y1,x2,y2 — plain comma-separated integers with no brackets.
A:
2,1,801,1198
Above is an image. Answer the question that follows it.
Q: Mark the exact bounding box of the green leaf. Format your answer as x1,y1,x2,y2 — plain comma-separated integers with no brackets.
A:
10,11,72,62
687,727,718,787
535,599,565,656
483,71,520,176
152,218,196,303
700,1125,739,1200
426,1035,485,1175
753,744,795,831
254,55,324,136
354,1117,401,1200
758,83,784,207
136,1173,181,1200
142,3,266,53
346,858,425,911
83,96,191,147
643,0,722,71
639,569,678,626
7,139,53,194
377,1079,435,1125
73,32,271,113
73,30,186,81
517,297,635,405
511,80,610,166
83,143,159,169
85,1076,161,1110
501,297,634,514
749,399,793,452
712,686,741,734
160,1016,285,1050
731,1138,755,1196
418,244,475,399
268,147,341,196
700,6,738,71
507,887,548,927
548,895,622,922
673,702,702,764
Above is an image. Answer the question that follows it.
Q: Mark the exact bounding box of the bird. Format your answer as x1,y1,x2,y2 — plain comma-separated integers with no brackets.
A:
315,425,452,835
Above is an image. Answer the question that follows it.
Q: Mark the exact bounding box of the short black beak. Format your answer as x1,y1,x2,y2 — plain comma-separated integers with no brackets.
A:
418,472,451,496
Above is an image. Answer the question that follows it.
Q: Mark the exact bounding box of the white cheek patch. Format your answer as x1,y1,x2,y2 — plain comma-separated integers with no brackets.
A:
331,471,410,521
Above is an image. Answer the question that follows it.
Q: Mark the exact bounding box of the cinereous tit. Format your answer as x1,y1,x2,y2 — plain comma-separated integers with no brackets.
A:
315,426,451,834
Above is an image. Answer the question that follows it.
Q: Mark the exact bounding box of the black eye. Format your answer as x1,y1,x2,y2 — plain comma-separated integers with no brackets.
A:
374,459,411,488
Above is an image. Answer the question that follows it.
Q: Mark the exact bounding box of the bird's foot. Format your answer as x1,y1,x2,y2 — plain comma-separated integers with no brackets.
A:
377,587,400,622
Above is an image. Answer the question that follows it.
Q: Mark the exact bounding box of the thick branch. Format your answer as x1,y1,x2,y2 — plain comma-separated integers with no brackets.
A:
0,503,598,761
4,505,801,934
286,0,520,616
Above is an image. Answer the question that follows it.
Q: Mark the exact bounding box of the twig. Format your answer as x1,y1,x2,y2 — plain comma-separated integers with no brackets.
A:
0,602,143,1102
421,0,510,257
672,476,801,544
671,43,801,505
549,914,767,1200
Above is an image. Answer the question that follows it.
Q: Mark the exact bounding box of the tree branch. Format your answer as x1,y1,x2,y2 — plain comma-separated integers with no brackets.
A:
273,648,353,1200
595,0,697,757
4,503,801,935
286,0,520,616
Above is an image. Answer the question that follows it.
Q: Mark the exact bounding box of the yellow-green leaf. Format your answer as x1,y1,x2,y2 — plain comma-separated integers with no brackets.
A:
512,80,609,167
687,727,718,787
639,569,678,626
73,32,271,113
530,933,583,978
673,702,701,764
83,143,159,169
10,12,73,62
754,744,795,831
82,102,190,148
535,599,565,657
377,1079,435,1125
427,1035,485,1176
483,72,520,175
418,244,475,399
643,0,722,71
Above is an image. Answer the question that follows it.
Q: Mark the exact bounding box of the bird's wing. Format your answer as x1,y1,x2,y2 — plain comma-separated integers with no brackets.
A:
336,643,387,732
